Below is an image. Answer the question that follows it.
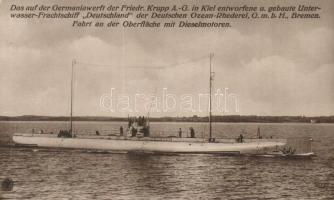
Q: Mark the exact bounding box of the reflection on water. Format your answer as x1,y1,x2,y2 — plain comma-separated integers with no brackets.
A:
1,122,334,199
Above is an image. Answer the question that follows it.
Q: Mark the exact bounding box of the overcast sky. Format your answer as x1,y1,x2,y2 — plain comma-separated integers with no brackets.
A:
0,0,333,117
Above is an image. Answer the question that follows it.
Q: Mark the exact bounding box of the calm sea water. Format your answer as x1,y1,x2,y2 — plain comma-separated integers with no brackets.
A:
0,121,333,199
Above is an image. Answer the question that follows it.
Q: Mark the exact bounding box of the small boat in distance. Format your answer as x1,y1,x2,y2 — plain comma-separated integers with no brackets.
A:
310,119,319,123
12,55,315,157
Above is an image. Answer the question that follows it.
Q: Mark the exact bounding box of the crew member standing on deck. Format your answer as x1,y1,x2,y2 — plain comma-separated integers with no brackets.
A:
178,128,182,138
120,126,124,136
190,127,195,138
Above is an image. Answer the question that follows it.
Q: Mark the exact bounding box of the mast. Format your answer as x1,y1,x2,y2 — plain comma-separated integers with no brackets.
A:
70,59,76,137
209,53,213,141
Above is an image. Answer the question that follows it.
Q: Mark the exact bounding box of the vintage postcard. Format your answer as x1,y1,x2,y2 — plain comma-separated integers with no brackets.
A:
0,0,333,199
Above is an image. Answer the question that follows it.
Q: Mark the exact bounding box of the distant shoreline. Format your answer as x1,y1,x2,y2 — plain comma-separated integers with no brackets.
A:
0,115,333,123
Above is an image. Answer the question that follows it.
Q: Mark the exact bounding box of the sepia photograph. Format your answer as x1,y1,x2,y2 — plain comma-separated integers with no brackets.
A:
0,0,333,199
